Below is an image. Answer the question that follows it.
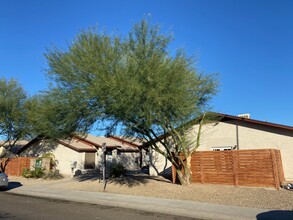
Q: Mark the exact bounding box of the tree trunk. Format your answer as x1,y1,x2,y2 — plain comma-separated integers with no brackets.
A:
0,158,10,173
175,154,192,186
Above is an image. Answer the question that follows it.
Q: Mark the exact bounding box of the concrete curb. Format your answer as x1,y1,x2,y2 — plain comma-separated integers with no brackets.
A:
7,185,269,220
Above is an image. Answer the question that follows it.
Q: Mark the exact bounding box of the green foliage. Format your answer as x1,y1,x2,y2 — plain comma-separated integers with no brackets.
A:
42,18,219,185
43,19,218,136
110,163,126,178
22,168,31,178
22,167,44,179
26,92,90,139
39,153,57,169
0,78,30,150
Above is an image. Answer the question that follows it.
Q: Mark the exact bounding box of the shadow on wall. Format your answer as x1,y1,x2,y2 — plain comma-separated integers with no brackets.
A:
20,139,59,157
159,166,172,181
256,210,293,220
113,152,140,170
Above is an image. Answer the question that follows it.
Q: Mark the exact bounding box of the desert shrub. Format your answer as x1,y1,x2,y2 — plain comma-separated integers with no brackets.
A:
22,167,44,179
22,168,31,178
110,163,126,178
43,170,63,180
30,167,44,178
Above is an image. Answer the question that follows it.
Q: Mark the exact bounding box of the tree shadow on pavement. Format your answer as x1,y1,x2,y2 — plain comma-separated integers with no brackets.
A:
107,173,172,188
107,175,149,187
257,210,293,220
73,172,100,182
0,213,15,219
73,170,173,188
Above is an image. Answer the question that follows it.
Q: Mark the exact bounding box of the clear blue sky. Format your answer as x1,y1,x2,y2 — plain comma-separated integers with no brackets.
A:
1,0,293,127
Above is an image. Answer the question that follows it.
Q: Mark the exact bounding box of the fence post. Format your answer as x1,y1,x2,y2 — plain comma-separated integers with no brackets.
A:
18,158,21,176
275,150,285,184
270,149,280,189
199,152,204,184
232,151,239,186
172,165,176,183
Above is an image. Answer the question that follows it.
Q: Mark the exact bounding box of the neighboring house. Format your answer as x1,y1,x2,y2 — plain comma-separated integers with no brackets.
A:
0,140,29,157
146,113,293,181
18,134,145,176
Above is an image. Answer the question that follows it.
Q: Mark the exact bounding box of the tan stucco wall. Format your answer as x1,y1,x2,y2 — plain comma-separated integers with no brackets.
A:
150,120,293,180
20,141,142,175
20,141,85,176
115,151,141,170
96,148,141,170
191,120,293,180
149,146,172,176
53,145,85,175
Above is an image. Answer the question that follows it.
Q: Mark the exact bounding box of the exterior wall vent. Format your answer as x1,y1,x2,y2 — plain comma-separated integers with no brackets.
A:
237,113,251,119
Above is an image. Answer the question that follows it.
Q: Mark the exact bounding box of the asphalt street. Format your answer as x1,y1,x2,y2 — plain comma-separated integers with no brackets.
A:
0,192,200,220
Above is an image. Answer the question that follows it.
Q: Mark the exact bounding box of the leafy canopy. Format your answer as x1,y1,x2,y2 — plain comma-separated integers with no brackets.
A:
44,19,218,140
0,78,29,148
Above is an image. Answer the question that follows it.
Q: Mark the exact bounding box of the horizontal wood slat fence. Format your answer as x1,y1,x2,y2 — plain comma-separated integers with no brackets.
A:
172,149,284,189
1,157,34,176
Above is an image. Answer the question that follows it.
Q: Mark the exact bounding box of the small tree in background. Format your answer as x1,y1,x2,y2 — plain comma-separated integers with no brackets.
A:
0,78,30,172
42,19,219,185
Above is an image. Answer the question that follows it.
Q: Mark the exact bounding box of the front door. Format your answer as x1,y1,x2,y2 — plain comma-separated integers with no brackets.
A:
84,152,95,169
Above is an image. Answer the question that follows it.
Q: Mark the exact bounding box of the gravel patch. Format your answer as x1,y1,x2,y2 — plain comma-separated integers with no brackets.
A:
8,173,293,210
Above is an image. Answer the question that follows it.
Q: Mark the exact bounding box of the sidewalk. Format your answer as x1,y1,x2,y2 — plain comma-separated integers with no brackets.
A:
6,184,291,220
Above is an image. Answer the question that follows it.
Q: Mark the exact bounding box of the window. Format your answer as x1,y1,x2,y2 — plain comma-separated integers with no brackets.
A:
211,146,232,151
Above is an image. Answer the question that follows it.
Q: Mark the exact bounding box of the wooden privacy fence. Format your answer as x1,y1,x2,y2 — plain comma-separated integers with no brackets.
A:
172,149,284,189
1,157,34,176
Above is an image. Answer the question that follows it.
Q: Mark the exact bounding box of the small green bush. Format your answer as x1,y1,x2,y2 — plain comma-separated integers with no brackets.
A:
110,163,126,178
22,168,31,178
22,167,44,179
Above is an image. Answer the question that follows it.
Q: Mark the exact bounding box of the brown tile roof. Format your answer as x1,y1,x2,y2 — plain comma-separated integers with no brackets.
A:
18,134,140,154
218,113,293,131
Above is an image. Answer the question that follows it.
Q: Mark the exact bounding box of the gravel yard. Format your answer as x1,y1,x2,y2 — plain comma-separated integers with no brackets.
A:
8,173,293,211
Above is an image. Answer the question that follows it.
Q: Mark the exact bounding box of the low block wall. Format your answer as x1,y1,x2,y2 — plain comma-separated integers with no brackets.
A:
172,149,285,189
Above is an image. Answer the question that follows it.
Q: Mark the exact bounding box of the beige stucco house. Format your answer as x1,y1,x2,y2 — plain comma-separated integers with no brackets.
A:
18,134,144,176
148,113,293,181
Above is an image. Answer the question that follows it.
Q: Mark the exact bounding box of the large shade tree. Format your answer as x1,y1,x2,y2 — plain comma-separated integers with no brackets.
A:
43,19,219,185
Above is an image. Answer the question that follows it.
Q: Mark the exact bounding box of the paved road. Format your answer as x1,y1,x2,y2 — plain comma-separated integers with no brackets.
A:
0,192,200,220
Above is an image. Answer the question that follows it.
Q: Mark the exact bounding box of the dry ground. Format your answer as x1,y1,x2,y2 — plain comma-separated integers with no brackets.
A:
8,172,293,210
